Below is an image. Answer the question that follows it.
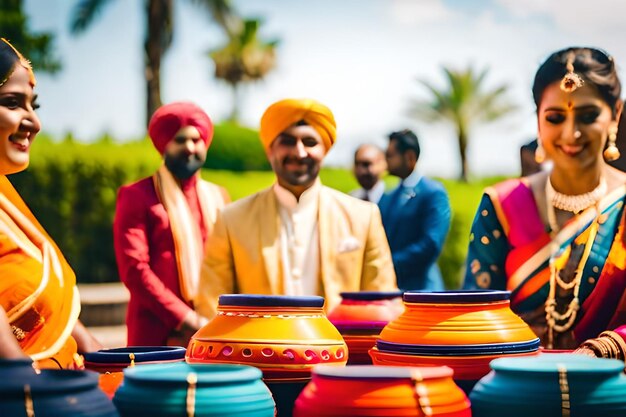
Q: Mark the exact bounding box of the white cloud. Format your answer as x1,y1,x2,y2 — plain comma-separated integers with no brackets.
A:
388,0,456,25
495,0,626,31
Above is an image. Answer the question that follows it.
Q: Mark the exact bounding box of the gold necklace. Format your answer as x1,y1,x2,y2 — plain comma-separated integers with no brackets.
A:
545,176,605,233
546,176,606,213
544,204,601,349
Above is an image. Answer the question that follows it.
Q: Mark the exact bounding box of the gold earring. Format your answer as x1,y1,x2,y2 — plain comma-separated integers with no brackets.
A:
535,140,546,163
604,124,620,162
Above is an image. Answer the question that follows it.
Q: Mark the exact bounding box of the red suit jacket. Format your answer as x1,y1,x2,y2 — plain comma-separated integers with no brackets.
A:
113,175,209,346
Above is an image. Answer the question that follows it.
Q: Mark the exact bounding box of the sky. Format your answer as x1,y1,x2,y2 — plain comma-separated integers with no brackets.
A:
22,0,626,178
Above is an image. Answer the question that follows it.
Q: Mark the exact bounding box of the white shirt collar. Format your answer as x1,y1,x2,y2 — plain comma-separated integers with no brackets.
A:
367,180,386,203
273,178,322,211
401,167,422,189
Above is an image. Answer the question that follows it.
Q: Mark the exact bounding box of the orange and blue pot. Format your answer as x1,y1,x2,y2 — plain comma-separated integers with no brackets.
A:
327,291,404,364
370,290,540,393
83,346,186,398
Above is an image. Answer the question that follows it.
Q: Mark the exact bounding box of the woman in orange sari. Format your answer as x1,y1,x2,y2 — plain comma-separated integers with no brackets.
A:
0,38,100,367
465,47,626,350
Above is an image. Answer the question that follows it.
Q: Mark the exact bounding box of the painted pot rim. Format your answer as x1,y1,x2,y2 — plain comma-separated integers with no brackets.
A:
123,362,263,385
331,321,387,331
490,353,624,374
83,346,186,364
312,364,453,380
376,339,541,356
219,294,325,308
0,368,98,394
403,290,511,304
339,291,404,301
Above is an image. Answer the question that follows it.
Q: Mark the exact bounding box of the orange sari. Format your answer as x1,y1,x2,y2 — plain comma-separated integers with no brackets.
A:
0,175,80,368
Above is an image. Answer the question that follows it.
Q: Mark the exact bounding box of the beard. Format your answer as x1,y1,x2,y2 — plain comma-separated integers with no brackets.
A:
164,153,204,180
273,156,321,186
357,174,377,190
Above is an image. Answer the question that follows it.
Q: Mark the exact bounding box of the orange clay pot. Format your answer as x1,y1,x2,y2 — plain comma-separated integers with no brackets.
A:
327,291,404,364
83,346,186,399
379,291,538,346
187,295,348,382
294,365,471,417
371,290,540,393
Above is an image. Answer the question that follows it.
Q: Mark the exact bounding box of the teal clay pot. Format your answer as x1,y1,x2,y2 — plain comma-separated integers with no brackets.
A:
470,353,626,416
113,362,275,417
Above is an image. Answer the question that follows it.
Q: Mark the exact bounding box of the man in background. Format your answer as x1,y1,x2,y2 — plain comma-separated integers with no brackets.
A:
114,102,230,346
379,129,451,291
350,144,387,203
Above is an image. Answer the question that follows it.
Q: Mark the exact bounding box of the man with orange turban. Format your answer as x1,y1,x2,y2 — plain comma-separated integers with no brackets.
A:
195,98,397,318
114,102,230,346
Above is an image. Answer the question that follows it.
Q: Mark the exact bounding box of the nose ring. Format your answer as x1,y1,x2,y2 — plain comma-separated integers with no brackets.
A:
574,131,582,139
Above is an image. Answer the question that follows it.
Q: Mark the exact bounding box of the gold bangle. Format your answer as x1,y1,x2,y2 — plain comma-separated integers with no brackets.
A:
600,331,626,360
573,346,597,357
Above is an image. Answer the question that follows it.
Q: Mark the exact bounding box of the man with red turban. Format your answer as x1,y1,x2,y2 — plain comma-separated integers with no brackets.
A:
114,102,230,346
195,98,397,319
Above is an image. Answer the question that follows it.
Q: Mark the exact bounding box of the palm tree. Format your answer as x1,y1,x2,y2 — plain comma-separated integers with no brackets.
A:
1,0,61,73
70,0,238,126
210,18,278,122
410,66,516,181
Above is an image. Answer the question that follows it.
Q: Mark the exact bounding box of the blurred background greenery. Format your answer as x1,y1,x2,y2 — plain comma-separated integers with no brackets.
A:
9,129,505,290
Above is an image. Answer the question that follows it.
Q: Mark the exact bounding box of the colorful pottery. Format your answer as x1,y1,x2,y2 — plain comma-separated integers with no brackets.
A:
187,294,348,417
327,291,404,364
0,358,119,416
370,290,540,392
294,365,471,416
83,346,186,398
113,362,275,416
470,353,626,416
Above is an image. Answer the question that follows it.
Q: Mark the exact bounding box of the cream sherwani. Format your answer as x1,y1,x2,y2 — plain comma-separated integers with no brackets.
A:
195,185,397,318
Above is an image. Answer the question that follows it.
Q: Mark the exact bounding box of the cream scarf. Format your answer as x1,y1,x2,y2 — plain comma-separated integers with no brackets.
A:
153,165,225,304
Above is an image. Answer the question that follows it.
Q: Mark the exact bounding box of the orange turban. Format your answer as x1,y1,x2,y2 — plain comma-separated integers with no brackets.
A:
259,98,336,150
148,102,213,154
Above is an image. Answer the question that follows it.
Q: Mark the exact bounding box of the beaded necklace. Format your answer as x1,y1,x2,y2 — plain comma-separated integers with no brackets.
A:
544,204,601,349
546,176,606,214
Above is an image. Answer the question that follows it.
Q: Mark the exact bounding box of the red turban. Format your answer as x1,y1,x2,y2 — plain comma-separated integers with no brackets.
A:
148,102,213,154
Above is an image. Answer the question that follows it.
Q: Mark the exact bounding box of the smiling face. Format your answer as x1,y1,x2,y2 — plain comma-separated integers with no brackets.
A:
537,80,618,175
0,64,40,175
267,124,327,195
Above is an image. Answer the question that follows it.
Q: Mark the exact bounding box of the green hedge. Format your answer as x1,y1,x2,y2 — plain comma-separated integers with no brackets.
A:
7,135,501,286
204,122,270,171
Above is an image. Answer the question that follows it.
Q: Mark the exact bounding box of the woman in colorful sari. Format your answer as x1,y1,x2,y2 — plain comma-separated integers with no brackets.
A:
464,47,626,350
0,38,101,367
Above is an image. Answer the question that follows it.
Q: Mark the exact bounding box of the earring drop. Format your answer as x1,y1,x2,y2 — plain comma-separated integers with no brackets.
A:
604,124,620,162
535,140,546,163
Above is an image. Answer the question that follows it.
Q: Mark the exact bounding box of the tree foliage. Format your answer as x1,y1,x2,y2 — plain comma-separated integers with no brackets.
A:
210,18,279,121
411,66,516,181
70,0,238,125
0,0,62,73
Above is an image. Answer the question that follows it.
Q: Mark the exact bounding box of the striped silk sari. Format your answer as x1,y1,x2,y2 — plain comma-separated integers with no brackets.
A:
464,178,626,348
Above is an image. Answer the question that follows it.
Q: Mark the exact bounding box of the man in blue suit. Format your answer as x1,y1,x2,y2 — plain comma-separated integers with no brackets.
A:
379,129,451,291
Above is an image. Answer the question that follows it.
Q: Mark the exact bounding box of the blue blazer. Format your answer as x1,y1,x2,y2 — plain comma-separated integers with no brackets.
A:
378,177,451,291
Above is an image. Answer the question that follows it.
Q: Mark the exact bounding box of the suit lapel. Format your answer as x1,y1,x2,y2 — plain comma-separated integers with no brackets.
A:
387,183,420,237
259,188,282,294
